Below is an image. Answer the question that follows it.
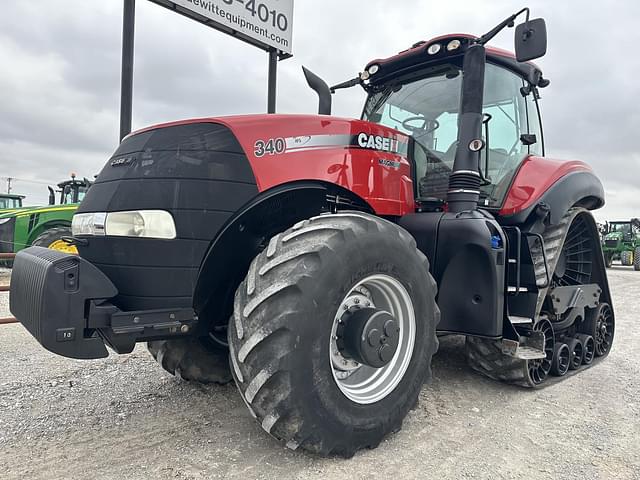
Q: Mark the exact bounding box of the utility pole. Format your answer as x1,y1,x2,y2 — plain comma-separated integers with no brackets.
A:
6,177,12,194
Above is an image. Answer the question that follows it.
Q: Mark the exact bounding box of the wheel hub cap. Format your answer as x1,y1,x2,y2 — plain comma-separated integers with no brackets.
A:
339,308,400,368
329,274,416,404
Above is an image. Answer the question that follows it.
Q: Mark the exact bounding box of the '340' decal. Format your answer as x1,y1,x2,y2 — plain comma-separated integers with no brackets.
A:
254,138,286,157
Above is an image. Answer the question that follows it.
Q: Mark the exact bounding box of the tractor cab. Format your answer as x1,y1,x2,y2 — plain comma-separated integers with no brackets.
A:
607,220,639,239
360,34,546,211
0,194,24,210
49,174,92,205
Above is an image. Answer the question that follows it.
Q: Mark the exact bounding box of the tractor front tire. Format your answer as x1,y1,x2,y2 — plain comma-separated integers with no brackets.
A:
31,226,77,254
634,248,640,271
229,212,439,457
147,337,232,384
620,250,633,266
604,253,613,268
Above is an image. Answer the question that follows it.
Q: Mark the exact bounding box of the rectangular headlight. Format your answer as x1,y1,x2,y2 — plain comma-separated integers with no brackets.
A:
106,211,176,239
72,212,106,236
72,210,176,239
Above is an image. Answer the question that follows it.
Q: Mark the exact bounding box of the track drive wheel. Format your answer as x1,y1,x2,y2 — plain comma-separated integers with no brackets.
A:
634,248,640,271
229,212,439,457
31,226,78,254
147,337,232,384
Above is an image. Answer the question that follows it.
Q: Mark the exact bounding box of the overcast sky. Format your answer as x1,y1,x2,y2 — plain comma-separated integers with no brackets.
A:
1,0,639,221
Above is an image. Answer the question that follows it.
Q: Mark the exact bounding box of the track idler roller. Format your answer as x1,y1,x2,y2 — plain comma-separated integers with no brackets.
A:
565,337,584,370
583,303,615,357
551,343,570,376
576,334,595,365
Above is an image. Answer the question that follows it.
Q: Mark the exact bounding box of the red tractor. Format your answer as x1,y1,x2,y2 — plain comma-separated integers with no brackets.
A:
10,9,614,457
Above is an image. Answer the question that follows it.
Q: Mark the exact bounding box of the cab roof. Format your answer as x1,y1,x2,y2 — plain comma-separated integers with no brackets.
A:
364,34,545,88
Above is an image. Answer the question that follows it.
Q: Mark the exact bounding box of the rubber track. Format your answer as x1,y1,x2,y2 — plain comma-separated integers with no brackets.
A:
229,212,439,456
467,208,600,388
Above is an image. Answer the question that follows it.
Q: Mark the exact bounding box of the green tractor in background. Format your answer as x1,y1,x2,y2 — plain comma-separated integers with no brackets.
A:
601,218,640,270
0,175,91,257
0,194,25,214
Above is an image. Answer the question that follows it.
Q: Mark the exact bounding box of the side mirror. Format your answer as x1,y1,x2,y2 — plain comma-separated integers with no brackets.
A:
515,18,547,62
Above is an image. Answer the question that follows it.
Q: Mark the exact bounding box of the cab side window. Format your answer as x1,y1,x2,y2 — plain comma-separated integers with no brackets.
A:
480,63,541,207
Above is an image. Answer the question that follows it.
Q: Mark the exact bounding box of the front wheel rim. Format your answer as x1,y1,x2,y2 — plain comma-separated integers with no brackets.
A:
329,274,416,404
48,239,78,254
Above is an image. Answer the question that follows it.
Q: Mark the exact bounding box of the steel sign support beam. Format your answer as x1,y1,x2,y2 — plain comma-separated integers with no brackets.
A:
267,49,278,114
120,0,136,142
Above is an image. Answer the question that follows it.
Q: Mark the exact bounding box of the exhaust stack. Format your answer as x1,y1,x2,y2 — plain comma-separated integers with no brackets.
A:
302,67,332,115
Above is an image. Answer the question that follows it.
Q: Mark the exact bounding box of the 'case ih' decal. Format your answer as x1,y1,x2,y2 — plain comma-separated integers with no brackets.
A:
253,133,408,157
356,133,401,153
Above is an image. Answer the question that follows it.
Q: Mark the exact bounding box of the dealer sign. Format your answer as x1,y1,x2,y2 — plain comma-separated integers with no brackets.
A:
150,0,294,55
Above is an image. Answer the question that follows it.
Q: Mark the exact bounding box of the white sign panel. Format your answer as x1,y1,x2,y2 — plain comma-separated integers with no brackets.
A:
163,0,294,54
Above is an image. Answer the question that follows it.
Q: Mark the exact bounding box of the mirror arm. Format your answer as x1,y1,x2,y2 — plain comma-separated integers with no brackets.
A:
477,8,529,46
330,77,361,93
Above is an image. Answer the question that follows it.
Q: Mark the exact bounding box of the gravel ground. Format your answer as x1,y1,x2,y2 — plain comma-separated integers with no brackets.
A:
0,266,638,480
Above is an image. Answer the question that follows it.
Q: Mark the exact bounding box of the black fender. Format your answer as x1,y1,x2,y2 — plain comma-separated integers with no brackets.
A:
500,171,605,226
192,181,372,334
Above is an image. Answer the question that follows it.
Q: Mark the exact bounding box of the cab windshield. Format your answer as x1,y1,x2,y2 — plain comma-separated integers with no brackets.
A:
362,62,541,208
0,197,21,209
609,223,631,234
61,185,89,204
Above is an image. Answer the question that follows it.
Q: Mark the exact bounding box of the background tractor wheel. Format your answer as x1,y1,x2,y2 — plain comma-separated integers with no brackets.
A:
604,253,613,268
620,250,633,266
147,337,232,384
31,226,77,254
634,248,640,271
229,212,439,457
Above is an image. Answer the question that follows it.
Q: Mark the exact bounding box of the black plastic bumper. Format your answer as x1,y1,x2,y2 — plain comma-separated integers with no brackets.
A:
9,247,198,359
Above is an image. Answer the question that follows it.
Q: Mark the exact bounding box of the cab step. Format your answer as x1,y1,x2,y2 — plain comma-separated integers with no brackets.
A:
508,315,533,325
501,337,546,360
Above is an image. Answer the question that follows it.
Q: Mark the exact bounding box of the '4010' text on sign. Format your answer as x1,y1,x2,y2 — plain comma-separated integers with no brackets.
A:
171,0,294,54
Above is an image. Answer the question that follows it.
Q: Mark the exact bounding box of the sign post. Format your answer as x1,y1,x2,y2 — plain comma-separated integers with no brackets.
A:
119,0,136,141
267,49,278,113
118,0,294,140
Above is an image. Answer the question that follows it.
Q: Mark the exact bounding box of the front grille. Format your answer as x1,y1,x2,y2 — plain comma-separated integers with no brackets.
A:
604,239,619,248
0,217,16,254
